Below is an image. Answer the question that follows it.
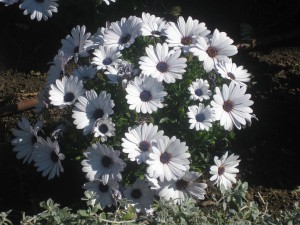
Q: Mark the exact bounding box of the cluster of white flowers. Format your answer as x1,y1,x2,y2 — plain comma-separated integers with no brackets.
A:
0,0,116,21
11,13,253,213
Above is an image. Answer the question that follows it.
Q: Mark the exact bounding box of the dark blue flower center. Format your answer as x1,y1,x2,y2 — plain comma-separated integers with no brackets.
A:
227,72,236,80
73,46,79,53
99,183,109,193
223,100,233,112
31,135,37,145
35,0,44,3
195,88,203,96
131,188,142,199
196,113,205,122
93,109,104,120
101,155,112,168
50,151,59,163
139,141,150,152
99,124,109,134
181,36,193,45
120,34,131,44
160,152,171,164
175,179,188,190
218,166,225,175
103,58,112,65
207,47,217,58
64,92,75,103
151,30,161,36
156,62,168,73
140,90,152,102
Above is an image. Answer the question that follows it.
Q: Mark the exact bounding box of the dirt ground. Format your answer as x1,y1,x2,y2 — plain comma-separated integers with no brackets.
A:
1,0,300,221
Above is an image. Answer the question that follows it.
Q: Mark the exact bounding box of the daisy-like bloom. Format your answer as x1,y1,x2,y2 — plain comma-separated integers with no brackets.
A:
60,25,92,62
103,16,142,50
104,60,139,88
211,81,254,131
124,178,155,214
19,0,58,21
187,103,215,131
103,0,116,5
72,65,97,81
164,16,210,53
81,142,126,184
189,29,238,72
93,117,116,141
215,59,251,86
87,23,110,51
82,179,119,208
139,43,187,83
209,151,240,190
49,76,84,109
125,76,167,114
188,78,212,101
11,117,43,164
92,45,122,71
72,90,114,135
146,136,190,182
158,171,207,205
141,12,167,38
0,0,18,6
33,137,65,180
122,123,164,164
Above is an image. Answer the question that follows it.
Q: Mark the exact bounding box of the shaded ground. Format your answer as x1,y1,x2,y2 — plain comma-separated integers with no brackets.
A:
1,0,300,222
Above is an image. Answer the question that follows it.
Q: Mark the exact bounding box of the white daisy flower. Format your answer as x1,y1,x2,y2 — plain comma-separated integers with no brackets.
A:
103,16,142,50
60,25,92,62
19,0,58,21
72,89,114,135
211,81,254,131
11,117,43,164
146,136,190,182
139,43,187,83
81,142,126,184
215,59,251,86
72,65,97,81
187,103,214,131
0,0,18,7
158,171,207,205
164,16,210,53
103,0,116,5
189,29,238,72
188,78,212,101
82,179,119,208
125,76,167,114
141,12,167,38
209,151,240,190
49,76,84,109
104,60,139,88
122,123,164,164
92,45,122,71
33,137,65,180
93,117,116,141
124,178,155,214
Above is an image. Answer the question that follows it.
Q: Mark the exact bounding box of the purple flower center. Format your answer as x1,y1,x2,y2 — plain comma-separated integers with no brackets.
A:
31,135,37,145
103,58,112,65
175,179,188,190
151,30,161,36
223,100,233,112
73,46,79,53
227,72,236,80
218,166,225,175
99,124,109,134
196,113,205,122
50,151,59,163
156,62,168,73
101,155,112,168
181,36,193,45
93,109,104,120
35,0,44,3
195,88,203,96
140,90,152,102
206,47,217,58
139,141,150,152
160,152,172,164
131,188,142,199
64,92,75,103
120,34,131,44
99,183,109,193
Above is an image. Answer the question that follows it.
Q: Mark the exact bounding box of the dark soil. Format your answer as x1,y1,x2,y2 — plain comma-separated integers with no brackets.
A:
1,0,300,222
